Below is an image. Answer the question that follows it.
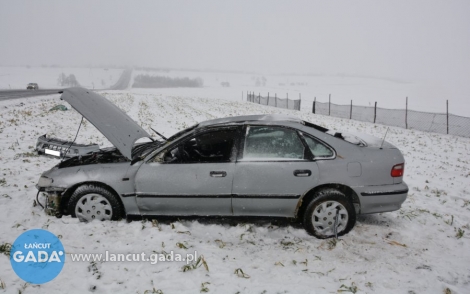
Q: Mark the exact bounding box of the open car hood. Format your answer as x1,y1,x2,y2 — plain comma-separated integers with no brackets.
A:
60,87,151,160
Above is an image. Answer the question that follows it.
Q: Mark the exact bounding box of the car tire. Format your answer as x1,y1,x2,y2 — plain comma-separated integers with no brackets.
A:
303,188,356,238
68,184,123,222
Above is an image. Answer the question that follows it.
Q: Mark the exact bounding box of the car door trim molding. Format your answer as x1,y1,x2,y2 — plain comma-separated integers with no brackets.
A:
122,193,300,199
132,193,232,199
232,194,301,199
121,193,135,198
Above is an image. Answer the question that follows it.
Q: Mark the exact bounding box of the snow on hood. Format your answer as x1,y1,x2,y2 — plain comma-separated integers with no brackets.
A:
60,87,151,160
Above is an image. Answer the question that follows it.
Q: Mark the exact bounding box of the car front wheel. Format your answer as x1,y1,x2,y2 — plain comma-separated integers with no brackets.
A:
303,188,356,238
68,184,123,222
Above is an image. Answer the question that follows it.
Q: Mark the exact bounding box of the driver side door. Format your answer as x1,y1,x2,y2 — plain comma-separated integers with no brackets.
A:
134,127,241,216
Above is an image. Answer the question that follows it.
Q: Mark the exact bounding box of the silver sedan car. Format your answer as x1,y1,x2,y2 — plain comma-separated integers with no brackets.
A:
37,88,408,238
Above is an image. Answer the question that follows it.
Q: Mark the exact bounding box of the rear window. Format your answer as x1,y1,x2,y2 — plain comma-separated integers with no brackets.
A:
304,120,366,146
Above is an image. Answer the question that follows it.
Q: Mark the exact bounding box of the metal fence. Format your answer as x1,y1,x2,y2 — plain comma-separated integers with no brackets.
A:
247,92,301,111
313,99,470,138
246,91,470,138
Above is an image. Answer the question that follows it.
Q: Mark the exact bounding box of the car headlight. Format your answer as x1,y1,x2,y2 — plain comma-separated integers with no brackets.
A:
37,176,53,187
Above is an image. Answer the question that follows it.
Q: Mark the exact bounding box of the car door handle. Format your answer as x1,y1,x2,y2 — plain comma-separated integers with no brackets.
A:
210,171,227,177
294,170,311,177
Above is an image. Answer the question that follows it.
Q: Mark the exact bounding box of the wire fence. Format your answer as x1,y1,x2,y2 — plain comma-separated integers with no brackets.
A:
313,98,470,137
247,92,301,111
246,91,470,138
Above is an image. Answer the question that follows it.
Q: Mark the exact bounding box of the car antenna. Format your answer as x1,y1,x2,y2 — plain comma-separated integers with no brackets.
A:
62,116,84,161
151,127,167,141
380,127,389,149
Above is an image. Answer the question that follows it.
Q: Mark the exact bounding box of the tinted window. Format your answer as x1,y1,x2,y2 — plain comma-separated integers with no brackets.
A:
163,129,237,163
242,126,305,160
303,135,334,158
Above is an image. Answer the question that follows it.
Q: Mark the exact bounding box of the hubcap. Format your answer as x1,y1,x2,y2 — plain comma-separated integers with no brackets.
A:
312,201,349,236
75,193,112,222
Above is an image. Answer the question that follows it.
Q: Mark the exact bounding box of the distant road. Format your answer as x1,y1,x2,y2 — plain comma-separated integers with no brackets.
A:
108,68,132,90
0,89,61,101
0,68,133,101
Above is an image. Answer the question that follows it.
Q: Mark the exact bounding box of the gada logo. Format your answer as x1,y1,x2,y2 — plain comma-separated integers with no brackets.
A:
10,229,65,284
13,249,63,263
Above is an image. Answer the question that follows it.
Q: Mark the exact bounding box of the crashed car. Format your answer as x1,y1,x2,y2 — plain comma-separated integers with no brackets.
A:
27,83,39,90
37,87,408,238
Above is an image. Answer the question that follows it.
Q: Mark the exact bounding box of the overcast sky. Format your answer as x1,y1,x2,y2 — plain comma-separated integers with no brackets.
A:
1,0,469,82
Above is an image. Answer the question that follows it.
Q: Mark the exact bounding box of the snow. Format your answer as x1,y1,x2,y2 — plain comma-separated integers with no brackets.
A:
0,70,469,293
131,69,470,116
0,67,123,90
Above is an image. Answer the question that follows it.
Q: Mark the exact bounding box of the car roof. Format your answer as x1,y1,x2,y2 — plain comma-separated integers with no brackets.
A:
198,114,304,128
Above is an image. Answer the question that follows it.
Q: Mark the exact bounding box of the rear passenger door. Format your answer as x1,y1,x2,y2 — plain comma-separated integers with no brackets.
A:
232,125,320,217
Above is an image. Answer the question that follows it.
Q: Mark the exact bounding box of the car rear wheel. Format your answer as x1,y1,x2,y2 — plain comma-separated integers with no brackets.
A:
303,188,356,238
68,184,123,222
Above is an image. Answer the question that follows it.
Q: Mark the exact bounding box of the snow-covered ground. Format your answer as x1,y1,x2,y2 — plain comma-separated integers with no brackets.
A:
0,67,123,90
2,66,468,116
132,69,470,116
0,88,469,293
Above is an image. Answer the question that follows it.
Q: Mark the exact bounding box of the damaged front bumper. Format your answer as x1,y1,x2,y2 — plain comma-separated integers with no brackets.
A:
36,177,66,217
35,134,99,158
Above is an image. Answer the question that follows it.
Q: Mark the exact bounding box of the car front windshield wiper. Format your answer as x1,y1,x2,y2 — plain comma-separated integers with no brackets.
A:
151,127,167,141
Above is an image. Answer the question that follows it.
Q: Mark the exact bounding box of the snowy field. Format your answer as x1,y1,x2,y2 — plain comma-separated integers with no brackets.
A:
0,67,123,90
2,66,468,116
132,69,470,116
0,87,469,293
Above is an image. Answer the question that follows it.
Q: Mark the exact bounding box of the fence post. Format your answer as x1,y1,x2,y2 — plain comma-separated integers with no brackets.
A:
447,100,449,134
312,97,316,114
267,92,270,106
405,97,408,129
299,93,301,111
350,100,352,119
258,93,260,104
328,94,331,116
374,102,377,123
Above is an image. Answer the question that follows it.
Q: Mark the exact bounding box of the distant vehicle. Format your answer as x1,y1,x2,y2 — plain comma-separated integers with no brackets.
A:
36,88,408,239
27,83,39,90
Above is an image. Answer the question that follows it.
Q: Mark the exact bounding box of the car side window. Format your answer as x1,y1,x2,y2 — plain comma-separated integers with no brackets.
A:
161,129,238,163
303,135,334,158
242,126,305,160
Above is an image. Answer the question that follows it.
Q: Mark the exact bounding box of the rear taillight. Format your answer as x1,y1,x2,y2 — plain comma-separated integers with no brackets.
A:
391,163,404,177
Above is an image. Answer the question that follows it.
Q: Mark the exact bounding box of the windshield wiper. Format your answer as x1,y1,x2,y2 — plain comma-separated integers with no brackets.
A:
151,127,167,141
